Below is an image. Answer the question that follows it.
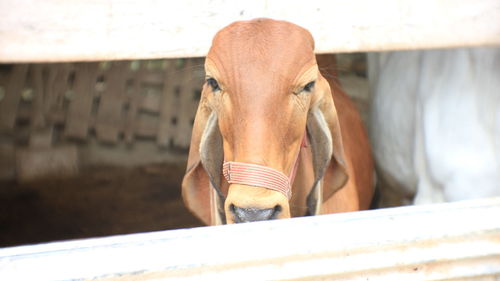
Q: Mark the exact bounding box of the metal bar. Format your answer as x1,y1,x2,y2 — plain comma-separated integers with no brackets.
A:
1,0,499,62
0,197,499,281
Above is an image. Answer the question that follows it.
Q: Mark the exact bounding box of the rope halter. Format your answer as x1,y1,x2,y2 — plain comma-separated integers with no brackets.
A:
222,134,308,200
223,162,292,199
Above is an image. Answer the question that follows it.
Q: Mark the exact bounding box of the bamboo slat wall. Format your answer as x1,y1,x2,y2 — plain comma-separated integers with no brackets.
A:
0,59,205,150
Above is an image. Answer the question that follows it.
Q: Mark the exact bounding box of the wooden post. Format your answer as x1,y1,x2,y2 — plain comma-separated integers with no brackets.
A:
123,63,143,144
157,60,180,148
65,63,98,139
95,61,128,144
1,0,499,62
0,197,499,280
0,65,28,130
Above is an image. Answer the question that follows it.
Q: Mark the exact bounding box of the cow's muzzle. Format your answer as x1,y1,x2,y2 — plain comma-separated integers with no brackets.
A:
224,183,291,224
229,204,282,223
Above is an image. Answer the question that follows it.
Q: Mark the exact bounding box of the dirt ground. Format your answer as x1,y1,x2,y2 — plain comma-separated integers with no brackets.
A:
0,162,204,247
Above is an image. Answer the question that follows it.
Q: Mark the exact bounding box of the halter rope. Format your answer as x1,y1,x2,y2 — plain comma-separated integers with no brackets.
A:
222,134,308,200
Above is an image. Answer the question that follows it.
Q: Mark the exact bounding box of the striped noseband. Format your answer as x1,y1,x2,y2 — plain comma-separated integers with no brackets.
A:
222,134,308,200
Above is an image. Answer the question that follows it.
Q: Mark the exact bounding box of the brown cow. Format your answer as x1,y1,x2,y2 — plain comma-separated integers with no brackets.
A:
182,18,373,225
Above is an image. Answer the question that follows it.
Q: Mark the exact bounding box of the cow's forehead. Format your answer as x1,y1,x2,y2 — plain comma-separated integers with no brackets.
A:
207,19,316,81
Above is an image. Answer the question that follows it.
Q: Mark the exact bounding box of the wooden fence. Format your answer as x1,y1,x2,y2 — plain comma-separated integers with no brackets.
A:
0,0,499,280
0,60,204,149
1,0,499,62
1,197,499,280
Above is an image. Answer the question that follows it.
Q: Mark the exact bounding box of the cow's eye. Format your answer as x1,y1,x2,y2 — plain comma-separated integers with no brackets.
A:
303,81,316,92
206,77,220,91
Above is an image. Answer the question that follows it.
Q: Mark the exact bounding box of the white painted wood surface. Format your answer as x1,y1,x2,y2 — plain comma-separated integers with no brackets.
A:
1,0,499,62
0,197,499,280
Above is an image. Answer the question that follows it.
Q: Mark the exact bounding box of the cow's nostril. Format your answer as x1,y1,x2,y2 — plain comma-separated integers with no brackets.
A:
274,204,282,214
229,203,236,215
230,204,282,223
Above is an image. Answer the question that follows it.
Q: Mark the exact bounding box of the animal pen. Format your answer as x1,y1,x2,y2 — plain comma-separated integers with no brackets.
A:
0,0,499,280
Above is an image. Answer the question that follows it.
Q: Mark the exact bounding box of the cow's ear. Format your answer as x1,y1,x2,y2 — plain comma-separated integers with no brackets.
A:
182,95,224,225
306,75,348,214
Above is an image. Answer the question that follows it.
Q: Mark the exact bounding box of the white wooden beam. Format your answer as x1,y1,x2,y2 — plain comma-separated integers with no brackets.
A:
0,197,499,280
0,0,499,62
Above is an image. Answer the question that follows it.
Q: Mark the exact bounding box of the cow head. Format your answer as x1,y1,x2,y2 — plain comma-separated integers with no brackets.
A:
182,18,348,224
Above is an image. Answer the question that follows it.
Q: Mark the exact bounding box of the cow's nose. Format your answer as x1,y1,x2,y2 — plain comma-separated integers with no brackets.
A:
229,204,282,223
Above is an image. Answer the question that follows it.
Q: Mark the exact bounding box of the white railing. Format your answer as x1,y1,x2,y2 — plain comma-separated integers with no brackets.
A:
1,1,499,280
0,0,499,62
1,197,499,280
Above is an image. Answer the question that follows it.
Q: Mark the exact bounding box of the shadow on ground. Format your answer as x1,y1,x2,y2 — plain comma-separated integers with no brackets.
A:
0,162,203,247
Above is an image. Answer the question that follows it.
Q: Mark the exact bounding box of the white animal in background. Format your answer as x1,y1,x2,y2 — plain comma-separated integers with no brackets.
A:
368,48,500,205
